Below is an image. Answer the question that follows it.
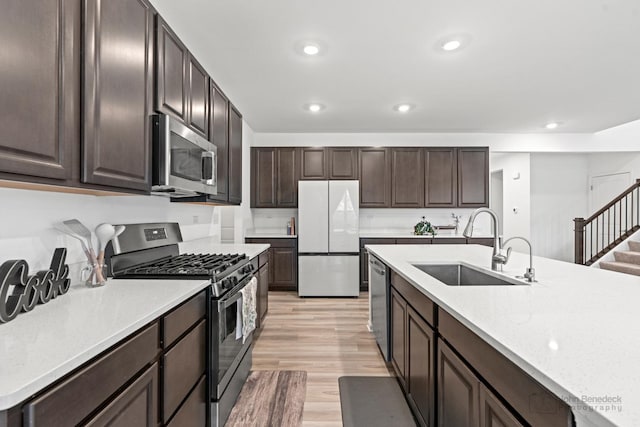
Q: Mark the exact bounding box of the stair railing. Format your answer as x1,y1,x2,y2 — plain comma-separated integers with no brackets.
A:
574,179,640,265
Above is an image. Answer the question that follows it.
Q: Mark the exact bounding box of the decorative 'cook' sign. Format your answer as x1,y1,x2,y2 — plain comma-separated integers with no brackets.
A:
0,248,70,323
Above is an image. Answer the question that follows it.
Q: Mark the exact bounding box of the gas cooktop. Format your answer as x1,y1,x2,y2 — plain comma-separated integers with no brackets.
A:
120,253,248,277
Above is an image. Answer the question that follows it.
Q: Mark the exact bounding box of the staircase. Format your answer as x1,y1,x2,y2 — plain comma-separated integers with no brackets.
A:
600,241,640,276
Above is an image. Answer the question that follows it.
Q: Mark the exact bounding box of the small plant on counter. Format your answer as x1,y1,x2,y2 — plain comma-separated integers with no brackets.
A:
414,216,436,236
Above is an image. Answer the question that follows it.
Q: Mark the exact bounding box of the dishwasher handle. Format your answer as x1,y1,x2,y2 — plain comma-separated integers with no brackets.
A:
369,256,387,276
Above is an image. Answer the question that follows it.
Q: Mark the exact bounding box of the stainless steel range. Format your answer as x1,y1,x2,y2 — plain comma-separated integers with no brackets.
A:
106,223,256,427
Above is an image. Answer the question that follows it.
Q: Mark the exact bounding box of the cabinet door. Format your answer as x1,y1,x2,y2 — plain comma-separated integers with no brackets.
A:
329,148,358,180
187,55,208,138
359,148,391,207
457,147,489,207
228,105,243,204
425,148,457,207
479,384,524,427
276,148,298,207
438,339,479,427
360,248,369,291
156,16,187,121
0,0,78,181
85,364,158,427
300,147,327,180
390,288,407,390
83,0,153,192
257,262,269,327
407,306,435,427
167,376,206,427
251,148,276,207
208,84,229,202
391,148,424,208
270,247,297,291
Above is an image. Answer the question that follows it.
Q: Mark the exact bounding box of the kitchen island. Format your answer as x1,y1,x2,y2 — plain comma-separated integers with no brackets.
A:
0,242,268,426
367,243,639,427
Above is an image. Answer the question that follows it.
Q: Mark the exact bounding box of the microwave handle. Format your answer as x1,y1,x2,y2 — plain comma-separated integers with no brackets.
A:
201,151,216,186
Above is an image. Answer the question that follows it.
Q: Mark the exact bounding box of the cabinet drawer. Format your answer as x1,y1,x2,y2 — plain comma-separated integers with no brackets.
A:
167,375,206,427
24,322,159,427
162,319,206,422
245,238,296,248
258,250,269,268
396,238,431,244
360,238,397,248
85,363,158,427
438,309,572,427
390,271,435,328
431,238,466,244
163,291,206,348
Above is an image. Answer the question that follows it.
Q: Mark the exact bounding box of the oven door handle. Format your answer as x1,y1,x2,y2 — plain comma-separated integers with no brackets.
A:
201,151,216,186
218,276,254,312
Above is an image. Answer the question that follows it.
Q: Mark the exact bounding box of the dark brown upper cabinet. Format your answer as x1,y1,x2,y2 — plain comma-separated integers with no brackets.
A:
300,147,328,180
0,0,79,183
457,147,489,207
359,148,391,207
425,148,457,207
251,147,277,207
328,148,358,180
228,105,243,205
187,56,209,138
155,16,187,122
208,84,229,203
391,148,424,208
276,148,298,207
82,0,153,192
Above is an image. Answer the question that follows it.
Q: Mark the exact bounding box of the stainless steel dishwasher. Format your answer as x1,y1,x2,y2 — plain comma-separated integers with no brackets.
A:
369,254,390,361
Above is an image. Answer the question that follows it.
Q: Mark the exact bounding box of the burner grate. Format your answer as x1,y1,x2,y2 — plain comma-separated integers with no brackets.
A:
125,253,247,276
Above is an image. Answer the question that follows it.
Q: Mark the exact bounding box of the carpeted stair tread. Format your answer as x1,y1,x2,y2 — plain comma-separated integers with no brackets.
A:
614,250,640,264
600,261,640,276
628,241,640,252
339,376,416,427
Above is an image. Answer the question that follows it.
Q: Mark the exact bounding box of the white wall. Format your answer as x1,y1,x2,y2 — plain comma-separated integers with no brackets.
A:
530,153,589,262
490,153,531,252
0,188,219,279
359,208,491,236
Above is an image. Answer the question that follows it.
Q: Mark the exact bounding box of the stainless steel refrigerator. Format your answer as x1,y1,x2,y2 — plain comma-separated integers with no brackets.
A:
298,180,360,297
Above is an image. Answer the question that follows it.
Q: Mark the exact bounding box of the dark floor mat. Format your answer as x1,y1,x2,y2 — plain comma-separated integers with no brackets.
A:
339,376,417,427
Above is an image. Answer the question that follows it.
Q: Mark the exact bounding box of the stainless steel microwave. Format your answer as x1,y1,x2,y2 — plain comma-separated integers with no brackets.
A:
152,114,217,197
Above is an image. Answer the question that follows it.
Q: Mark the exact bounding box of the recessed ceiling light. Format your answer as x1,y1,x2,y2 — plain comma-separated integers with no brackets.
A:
545,122,560,129
442,40,462,51
305,103,325,113
302,44,320,56
394,104,414,113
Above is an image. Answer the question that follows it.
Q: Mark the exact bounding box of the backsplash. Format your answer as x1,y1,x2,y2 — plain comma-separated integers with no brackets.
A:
0,188,220,279
250,209,298,234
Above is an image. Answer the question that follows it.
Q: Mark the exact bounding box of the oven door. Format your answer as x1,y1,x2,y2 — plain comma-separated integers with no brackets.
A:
212,276,254,398
153,113,217,197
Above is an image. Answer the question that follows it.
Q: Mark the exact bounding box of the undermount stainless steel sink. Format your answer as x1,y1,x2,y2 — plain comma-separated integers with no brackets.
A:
411,263,528,286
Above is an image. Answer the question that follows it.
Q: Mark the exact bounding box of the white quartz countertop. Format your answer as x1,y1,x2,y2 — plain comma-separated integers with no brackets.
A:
0,240,270,411
244,232,297,239
366,244,640,427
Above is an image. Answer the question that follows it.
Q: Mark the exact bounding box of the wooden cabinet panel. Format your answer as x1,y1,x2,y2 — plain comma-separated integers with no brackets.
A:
162,291,206,349
458,147,489,207
276,147,298,207
300,147,328,180
24,323,159,426
228,105,243,204
82,0,153,192
162,320,206,422
85,363,158,427
391,271,435,327
167,376,207,427
479,384,524,427
392,148,424,207
407,306,435,427
329,148,358,179
257,261,269,328
187,56,208,138
209,84,229,202
0,0,79,181
390,288,407,391
155,16,187,121
425,148,457,207
359,148,391,207
251,147,276,207
271,247,297,291
438,339,479,427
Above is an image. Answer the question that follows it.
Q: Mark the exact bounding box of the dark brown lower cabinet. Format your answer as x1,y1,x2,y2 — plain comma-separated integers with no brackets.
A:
407,306,435,427
246,238,298,292
85,363,158,427
438,339,479,427
479,384,524,427
167,376,207,427
390,288,407,391
256,250,270,329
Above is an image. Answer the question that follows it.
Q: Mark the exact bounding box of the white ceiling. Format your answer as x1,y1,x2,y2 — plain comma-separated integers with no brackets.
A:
150,0,640,133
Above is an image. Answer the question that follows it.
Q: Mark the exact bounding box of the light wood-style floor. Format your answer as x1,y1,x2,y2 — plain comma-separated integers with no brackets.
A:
251,292,393,426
